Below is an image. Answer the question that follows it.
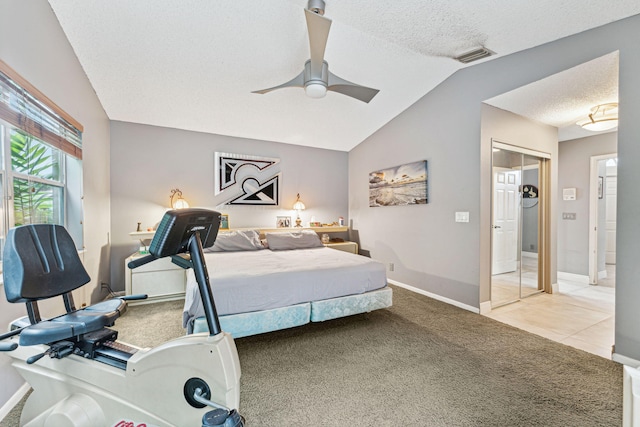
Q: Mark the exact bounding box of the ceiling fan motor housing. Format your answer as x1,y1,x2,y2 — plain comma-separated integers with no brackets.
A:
304,59,329,87
307,0,325,15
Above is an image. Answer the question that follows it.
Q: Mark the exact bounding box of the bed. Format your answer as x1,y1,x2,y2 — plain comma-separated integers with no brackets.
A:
182,229,392,338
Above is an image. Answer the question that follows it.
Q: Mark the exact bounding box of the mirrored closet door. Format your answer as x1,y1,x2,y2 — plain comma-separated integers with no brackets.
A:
491,143,547,308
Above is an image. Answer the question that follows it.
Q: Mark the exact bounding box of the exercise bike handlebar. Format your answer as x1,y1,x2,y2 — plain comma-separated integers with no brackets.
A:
127,209,223,337
0,342,18,352
127,254,157,269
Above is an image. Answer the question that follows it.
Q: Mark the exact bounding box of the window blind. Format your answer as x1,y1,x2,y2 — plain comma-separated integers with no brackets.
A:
0,61,83,159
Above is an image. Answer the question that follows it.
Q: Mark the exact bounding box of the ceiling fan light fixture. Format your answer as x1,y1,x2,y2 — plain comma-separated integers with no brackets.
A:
251,3,379,103
577,103,618,131
305,82,327,98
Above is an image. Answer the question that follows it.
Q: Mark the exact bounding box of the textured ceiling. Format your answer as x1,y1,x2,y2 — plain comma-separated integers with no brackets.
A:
47,1,640,151
486,52,619,141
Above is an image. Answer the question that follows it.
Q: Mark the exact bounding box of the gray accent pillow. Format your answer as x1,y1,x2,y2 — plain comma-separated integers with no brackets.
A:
265,230,324,250
206,229,264,252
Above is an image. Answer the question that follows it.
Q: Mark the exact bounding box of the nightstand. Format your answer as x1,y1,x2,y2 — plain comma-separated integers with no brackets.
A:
325,241,358,254
124,252,187,303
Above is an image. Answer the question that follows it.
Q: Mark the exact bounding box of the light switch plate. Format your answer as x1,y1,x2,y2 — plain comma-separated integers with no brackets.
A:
455,212,470,223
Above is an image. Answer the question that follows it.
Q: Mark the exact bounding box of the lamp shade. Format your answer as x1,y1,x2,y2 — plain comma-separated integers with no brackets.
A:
293,193,306,211
293,193,305,227
170,188,189,209
577,103,618,131
172,198,189,209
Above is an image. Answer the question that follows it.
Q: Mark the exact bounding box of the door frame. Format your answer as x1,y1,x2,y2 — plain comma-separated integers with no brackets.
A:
490,140,552,306
588,153,617,284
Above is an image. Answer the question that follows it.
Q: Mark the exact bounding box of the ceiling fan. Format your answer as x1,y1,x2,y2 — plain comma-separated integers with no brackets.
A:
252,0,379,103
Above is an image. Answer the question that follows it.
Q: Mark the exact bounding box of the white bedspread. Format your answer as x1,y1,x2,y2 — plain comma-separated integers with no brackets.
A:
183,247,387,327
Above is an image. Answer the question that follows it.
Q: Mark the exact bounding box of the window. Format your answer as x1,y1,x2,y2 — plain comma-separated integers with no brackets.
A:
0,61,83,263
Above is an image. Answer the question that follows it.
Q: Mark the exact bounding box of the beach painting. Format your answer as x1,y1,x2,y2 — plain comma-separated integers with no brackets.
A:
369,160,428,207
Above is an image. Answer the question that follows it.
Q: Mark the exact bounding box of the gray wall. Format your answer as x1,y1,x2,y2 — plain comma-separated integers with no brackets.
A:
349,98,557,308
350,15,640,360
109,121,348,290
557,133,617,275
0,0,112,413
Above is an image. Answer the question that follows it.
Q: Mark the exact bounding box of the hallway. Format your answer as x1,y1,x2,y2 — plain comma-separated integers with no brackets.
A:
486,271,615,359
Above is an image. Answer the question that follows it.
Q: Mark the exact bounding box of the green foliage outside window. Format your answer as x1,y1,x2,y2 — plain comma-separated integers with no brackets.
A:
10,130,63,226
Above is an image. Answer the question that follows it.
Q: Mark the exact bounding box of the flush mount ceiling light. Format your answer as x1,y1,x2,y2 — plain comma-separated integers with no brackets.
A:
577,103,618,131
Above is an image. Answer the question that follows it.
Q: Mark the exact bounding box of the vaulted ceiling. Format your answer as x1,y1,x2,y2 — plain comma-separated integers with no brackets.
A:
48,1,640,151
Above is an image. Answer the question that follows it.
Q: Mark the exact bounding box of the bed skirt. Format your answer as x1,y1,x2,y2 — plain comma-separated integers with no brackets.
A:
192,287,393,338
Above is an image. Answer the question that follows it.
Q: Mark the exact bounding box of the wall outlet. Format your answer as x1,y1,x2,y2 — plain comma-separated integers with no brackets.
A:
562,212,576,220
388,263,395,272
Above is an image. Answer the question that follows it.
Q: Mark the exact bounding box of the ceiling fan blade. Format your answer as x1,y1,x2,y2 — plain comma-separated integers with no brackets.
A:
252,71,305,95
327,72,379,103
304,8,332,78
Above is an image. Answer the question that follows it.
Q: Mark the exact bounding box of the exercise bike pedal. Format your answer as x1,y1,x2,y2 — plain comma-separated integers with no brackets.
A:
202,408,245,427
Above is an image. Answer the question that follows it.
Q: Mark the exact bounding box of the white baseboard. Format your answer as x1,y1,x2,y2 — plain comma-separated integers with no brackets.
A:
556,270,607,284
0,382,29,422
479,300,492,315
557,271,589,284
522,251,538,259
614,352,640,368
623,366,640,427
388,279,480,314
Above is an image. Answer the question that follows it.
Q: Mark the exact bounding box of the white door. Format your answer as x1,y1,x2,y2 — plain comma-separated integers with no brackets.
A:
492,168,520,275
605,176,617,264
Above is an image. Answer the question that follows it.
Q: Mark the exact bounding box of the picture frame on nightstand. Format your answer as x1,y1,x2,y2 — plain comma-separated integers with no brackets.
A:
220,214,229,229
276,216,291,228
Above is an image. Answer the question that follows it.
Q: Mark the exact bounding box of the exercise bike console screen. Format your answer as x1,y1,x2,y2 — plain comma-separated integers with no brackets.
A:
150,209,221,258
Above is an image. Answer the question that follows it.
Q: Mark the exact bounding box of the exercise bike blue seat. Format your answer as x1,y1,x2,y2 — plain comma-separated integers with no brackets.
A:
3,224,126,346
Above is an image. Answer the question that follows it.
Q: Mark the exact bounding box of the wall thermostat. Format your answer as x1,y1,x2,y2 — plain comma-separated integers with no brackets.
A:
562,188,576,201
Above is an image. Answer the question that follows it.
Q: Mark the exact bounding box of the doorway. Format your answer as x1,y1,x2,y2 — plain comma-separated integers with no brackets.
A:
589,154,617,287
491,141,550,308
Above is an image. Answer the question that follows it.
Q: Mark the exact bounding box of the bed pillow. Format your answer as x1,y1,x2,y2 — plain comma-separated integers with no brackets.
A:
265,230,324,250
206,229,264,252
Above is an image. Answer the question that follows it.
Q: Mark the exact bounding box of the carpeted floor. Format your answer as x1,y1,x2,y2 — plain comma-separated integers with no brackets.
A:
1,285,622,426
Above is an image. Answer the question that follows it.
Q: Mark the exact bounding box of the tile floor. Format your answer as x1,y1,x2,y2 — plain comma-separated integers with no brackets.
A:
485,266,615,359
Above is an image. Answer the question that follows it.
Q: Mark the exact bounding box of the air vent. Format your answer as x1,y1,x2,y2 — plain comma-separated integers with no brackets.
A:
454,47,495,64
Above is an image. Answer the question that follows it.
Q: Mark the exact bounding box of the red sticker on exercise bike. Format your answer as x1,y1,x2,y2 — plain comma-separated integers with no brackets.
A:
113,420,158,427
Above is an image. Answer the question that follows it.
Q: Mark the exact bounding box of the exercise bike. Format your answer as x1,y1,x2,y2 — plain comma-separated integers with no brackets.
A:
0,209,245,426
